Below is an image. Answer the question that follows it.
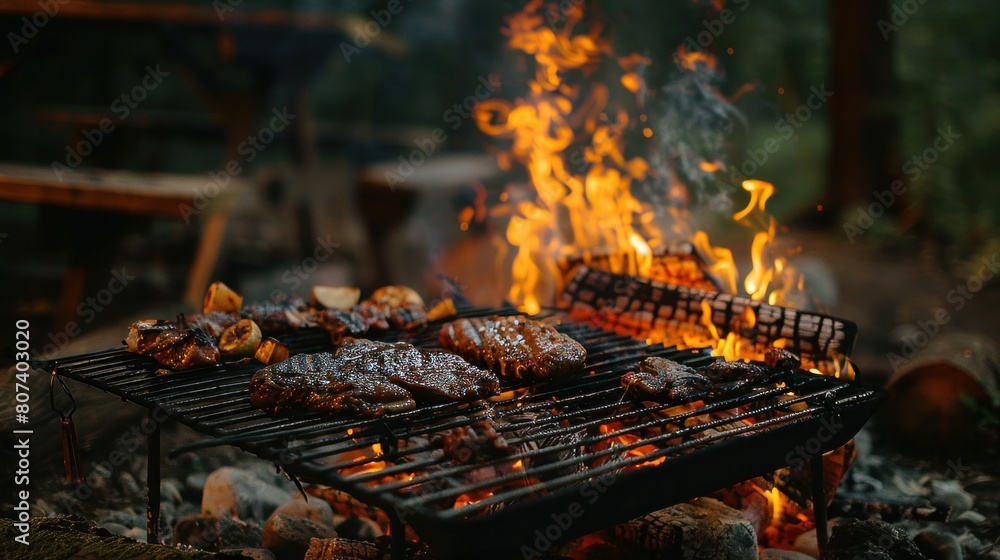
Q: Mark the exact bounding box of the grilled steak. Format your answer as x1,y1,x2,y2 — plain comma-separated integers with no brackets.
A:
249,338,499,418
438,315,587,379
126,320,220,370
621,357,710,401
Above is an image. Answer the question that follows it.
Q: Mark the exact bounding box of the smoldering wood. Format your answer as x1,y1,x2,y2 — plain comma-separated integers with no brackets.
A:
559,266,856,362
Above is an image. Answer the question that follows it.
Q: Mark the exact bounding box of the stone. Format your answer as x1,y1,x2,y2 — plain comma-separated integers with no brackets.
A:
273,497,335,527
263,514,336,560
929,480,974,517
172,514,263,552
794,518,849,559
821,520,926,560
125,527,147,542
610,497,756,560
332,515,382,540
119,472,143,499
954,510,986,526
202,467,293,521
761,548,817,560
162,479,185,505
219,548,277,560
914,529,963,560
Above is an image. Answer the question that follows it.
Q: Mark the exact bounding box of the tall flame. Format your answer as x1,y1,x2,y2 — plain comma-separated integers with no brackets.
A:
476,0,657,313
481,1,812,364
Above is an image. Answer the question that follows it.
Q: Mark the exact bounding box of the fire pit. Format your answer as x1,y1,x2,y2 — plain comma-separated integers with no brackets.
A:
40,305,884,559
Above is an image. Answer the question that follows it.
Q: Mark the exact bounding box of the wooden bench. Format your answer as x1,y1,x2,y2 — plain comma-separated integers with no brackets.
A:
0,164,245,323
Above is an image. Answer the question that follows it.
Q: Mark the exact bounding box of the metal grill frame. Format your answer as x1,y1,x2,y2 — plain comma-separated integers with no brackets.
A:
40,308,884,559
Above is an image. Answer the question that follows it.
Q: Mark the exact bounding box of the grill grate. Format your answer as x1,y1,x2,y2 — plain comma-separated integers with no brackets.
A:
43,307,883,558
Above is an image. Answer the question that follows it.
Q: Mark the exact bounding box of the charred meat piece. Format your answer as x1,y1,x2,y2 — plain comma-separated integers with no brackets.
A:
178,297,313,338
249,338,499,418
438,315,587,379
176,312,241,339
316,309,370,345
764,347,801,369
433,420,513,463
702,359,770,383
126,320,220,370
241,297,313,333
362,286,427,330
703,359,780,397
621,357,710,401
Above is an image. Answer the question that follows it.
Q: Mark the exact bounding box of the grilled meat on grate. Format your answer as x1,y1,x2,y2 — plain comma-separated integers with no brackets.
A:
438,315,587,380
622,357,710,401
249,338,499,418
125,320,220,370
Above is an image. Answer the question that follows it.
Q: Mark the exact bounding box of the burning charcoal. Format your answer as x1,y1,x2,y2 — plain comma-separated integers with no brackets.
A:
621,357,710,402
172,514,264,551
765,347,801,369
433,420,513,463
503,411,587,478
305,538,382,560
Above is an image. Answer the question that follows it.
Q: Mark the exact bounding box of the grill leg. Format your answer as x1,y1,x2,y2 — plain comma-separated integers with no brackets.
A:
147,415,161,544
388,510,405,560
811,453,828,555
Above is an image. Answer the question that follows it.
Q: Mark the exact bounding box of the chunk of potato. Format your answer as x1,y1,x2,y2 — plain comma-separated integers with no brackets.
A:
311,286,361,310
254,337,290,365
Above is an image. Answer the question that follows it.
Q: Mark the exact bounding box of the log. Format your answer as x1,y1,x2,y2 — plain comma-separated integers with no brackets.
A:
304,538,383,560
883,333,1000,453
0,516,216,560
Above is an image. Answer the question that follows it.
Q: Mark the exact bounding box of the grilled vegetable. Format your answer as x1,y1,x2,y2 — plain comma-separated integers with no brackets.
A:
311,286,361,310
255,337,290,365
427,298,457,321
203,281,243,314
219,319,262,358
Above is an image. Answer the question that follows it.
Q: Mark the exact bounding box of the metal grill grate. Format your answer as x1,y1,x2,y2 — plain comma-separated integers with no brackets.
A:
42,307,883,558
